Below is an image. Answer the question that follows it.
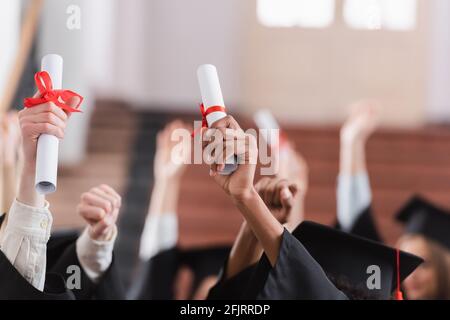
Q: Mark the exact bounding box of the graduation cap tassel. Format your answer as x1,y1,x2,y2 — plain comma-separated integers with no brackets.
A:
395,248,404,300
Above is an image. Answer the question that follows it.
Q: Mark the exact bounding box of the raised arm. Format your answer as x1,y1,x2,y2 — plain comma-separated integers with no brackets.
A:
2,112,22,214
0,112,22,236
337,101,378,231
276,143,308,231
203,116,284,266
139,120,191,261
225,177,298,279
76,184,121,283
0,98,76,290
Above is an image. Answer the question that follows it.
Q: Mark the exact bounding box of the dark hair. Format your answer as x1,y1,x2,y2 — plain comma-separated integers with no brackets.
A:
326,273,380,300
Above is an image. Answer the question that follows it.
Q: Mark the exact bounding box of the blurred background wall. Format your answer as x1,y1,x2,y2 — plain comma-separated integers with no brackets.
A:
26,0,450,128
0,0,444,130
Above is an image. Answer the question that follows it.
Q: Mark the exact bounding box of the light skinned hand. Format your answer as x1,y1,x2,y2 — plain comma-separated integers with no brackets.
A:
18,94,80,167
154,120,192,181
77,184,122,241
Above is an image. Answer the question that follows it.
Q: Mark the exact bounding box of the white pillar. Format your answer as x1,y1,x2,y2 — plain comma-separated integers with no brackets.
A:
0,1,21,101
426,0,450,123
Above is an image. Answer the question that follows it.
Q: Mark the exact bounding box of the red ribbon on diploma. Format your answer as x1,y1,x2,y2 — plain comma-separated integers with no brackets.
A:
23,71,83,112
192,103,226,137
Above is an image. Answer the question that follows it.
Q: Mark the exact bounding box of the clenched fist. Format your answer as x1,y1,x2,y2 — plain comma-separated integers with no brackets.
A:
77,184,121,241
254,177,298,225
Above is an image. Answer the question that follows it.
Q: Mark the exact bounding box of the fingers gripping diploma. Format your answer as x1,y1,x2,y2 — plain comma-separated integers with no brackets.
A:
202,115,258,198
197,64,238,175
77,185,122,241
22,54,83,195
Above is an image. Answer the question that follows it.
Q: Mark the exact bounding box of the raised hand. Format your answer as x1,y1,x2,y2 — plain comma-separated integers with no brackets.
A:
340,100,380,176
277,142,308,197
17,97,79,207
77,184,121,241
255,177,298,224
154,120,192,182
19,97,79,167
341,100,380,145
202,115,258,199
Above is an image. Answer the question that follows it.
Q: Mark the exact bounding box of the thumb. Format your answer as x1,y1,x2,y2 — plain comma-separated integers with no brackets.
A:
66,95,82,117
280,186,293,210
67,95,82,108
59,95,83,119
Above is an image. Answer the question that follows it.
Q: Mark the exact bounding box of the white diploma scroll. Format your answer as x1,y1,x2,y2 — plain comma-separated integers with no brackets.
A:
197,64,237,175
35,54,63,194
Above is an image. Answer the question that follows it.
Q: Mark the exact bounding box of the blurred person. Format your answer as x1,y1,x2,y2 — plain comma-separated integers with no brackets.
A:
337,102,450,300
396,196,450,300
336,101,381,241
0,111,22,234
276,142,308,231
218,177,299,288
253,110,308,230
46,183,124,300
130,120,230,300
0,97,80,298
0,97,123,299
200,115,421,300
218,116,309,285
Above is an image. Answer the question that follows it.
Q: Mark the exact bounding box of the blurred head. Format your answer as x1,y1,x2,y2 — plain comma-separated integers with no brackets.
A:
173,265,218,300
398,234,450,300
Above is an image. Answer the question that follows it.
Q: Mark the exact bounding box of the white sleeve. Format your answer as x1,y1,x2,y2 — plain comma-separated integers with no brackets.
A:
0,199,52,291
139,213,178,261
76,226,117,283
337,173,372,231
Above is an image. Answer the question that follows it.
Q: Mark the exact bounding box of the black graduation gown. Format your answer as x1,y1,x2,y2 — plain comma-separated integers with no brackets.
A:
47,230,124,300
131,246,230,300
0,215,124,300
335,205,382,242
0,215,74,300
207,229,348,300
0,250,75,300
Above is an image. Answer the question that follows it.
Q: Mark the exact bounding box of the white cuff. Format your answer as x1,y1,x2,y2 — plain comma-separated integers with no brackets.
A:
5,199,52,241
337,173,372,231
76,226,116,283
0,199,53,291
139,213,178,261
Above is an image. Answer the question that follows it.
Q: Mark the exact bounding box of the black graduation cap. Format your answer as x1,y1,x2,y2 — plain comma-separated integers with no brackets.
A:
292,221,423,300
396,195,450,250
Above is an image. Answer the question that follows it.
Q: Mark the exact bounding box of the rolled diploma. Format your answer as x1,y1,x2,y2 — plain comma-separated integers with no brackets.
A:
35,54,63,194
197,64,237,175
